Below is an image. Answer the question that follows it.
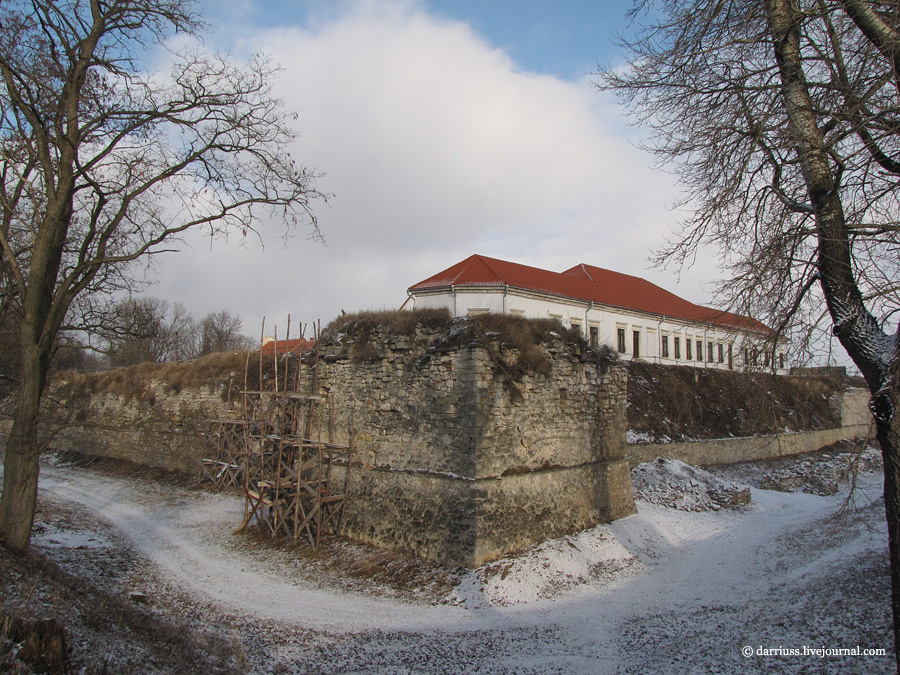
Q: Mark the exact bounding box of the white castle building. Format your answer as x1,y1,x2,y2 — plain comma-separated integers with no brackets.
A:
403,254,786,373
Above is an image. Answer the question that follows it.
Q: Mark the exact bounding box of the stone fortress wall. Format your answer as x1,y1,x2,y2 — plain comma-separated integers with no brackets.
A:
305,325,634,567
28,318,872,567
39,321,635,567
627,388,872,467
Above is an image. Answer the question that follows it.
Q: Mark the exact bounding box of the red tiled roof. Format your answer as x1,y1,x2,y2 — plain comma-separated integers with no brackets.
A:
408,254,769,333
259,338,316,354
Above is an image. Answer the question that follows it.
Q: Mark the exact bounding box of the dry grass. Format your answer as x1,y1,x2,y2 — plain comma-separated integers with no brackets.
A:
51,350,305,405
231,527,461,603
431,313,612,401
320,309,613,386
321,308,453,341
459,313,587,358
321,308,452,363
50,311,610,405
55,351,249,402
627,361,843,442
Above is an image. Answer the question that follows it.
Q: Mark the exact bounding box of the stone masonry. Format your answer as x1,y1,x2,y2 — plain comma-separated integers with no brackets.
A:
41,321,636,568
306,326,635,566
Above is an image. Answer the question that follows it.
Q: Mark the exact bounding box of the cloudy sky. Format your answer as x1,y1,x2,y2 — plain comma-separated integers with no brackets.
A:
147,0,710,340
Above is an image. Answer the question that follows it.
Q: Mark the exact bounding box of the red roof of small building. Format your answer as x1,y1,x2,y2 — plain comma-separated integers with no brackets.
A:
408,254,769,333
259,337,316,354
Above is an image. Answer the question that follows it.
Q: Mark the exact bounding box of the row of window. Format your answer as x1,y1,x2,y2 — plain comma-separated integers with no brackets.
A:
578,321,729,363
655,333,728,364
530,313,785,370
618,328,726,363
744,347,786,370
611,326,786,369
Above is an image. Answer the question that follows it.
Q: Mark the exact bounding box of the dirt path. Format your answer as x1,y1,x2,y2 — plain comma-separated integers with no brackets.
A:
8,456,895,674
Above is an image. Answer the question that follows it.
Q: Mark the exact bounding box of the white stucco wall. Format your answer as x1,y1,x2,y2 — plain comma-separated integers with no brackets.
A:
407,286,787,374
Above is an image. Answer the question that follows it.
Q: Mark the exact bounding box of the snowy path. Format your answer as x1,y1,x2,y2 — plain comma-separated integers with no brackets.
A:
39,464,470,633
34,461,893,674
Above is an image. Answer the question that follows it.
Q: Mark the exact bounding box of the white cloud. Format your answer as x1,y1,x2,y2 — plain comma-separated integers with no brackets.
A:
148,0,709,338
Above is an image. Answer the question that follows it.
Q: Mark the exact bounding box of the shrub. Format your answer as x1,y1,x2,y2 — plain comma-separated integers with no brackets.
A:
626,361,843,442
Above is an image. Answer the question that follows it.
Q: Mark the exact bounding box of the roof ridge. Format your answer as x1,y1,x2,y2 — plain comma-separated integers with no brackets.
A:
565,263,594,282
579,263,648,283
474,254,505,284
451,255,475,284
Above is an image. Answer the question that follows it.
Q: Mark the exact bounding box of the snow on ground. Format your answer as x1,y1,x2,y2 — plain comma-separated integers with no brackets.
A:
631,457,751,511
711,442,884,496
450,526,639,608
14,449,895,674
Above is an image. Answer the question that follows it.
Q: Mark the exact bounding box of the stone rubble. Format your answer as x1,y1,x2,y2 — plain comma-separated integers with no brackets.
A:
631,457,751,511
708,441,883,496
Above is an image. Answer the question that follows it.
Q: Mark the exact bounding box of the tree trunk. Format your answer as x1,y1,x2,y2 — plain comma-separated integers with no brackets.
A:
875,371,900,668
0,119,73,552
0,339,50,552
766,0,900,668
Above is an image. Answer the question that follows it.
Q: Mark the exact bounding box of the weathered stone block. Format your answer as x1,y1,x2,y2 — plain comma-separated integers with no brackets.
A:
305,337,634,565
40,328,635,567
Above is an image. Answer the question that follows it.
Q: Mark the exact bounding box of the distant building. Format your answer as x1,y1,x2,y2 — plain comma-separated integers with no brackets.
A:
404,254,786,372
259,337,316,355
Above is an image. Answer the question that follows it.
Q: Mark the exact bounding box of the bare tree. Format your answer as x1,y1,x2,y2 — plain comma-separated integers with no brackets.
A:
50,333,102,373
0,0,325,552
101,302,254,363
103,297,195,366
600,0,900,664
196,309,254,356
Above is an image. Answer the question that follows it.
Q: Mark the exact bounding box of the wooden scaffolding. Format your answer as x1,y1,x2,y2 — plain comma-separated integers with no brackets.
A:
201,320,353,549
199,418,248,490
